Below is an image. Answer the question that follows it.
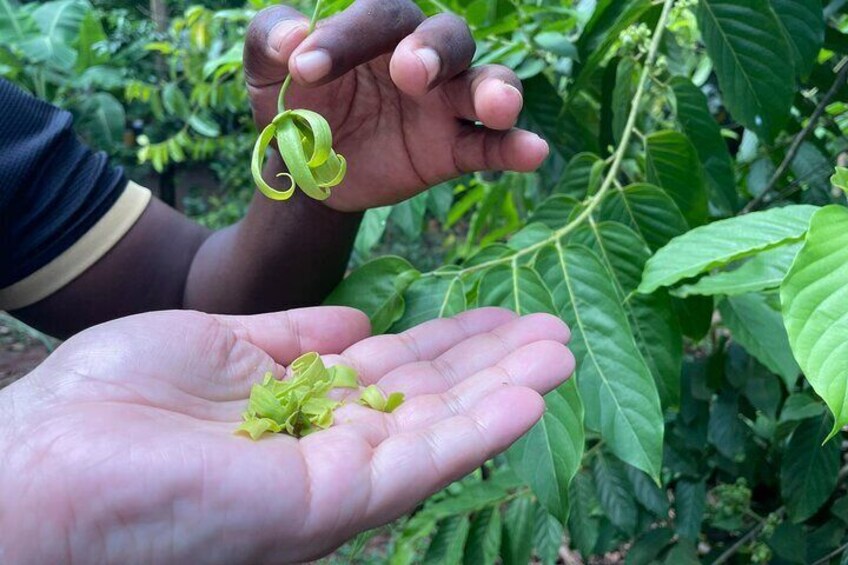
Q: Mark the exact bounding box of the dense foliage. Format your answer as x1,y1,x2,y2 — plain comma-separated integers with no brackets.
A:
3,0,848,562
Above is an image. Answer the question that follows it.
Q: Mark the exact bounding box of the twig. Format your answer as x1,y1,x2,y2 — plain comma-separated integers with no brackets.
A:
425,0,677,278
811,541,848,565
742,58,848,213
711,508,785,565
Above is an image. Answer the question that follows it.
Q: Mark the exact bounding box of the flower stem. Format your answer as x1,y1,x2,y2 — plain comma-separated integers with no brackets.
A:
276,0,324,114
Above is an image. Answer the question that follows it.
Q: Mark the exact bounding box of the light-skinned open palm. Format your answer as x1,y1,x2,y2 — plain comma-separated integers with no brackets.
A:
0,307,573,563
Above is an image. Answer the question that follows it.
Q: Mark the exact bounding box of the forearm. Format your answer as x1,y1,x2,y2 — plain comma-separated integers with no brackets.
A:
184,154,362,313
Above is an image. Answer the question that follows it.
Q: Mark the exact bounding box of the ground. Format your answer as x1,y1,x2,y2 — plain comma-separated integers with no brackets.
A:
0,314,51,390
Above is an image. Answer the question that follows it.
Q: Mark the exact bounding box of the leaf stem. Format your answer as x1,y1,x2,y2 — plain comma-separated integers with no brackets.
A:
426,0,677,279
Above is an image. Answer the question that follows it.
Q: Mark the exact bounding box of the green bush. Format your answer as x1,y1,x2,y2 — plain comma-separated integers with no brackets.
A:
4,0,848,562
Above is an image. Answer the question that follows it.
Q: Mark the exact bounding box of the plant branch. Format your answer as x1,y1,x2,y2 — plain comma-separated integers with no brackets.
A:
811,541,848,565
742,58,848,214
711,508,784,565
427,0,676,278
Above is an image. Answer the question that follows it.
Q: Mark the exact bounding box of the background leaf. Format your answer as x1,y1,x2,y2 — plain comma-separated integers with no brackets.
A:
640,205,818,293
781,415,841,522
781,205,848,438
696,0,795,140
645,130,709,227
770,0,825,79
325,256,419,334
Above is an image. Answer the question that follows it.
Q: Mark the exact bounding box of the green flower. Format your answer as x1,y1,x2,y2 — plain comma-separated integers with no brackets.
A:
251,108,347,201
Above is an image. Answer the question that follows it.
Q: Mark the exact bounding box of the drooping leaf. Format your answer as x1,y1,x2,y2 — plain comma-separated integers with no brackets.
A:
392,276,466,332
696,0,795,141
536,244,663,480
600,184,690,251
781,415,841,522
719,293,800,388
463,507,501,565
573,222,682,407
781,205,848,439
640,205,818,293
325,256,420,334
500,497,536,565
612,57,639,145
592,452,638,535
674,478,707,540
770,0,825,79
422,515,471,565
507,378,584,524
671,76,738,214
625,528,675,565
645,130,709,227
625,464,670,518
532,507,564,565
391,192,428,239
567,470,600,557
707,390,748,460
674,243,800,297
29,0,90,69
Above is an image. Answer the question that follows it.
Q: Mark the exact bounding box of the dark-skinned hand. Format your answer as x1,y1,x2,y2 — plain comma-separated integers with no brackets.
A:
244,0,549,211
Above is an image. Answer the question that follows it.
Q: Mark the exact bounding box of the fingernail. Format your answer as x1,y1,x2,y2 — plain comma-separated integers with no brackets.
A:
414,47,441,85
294,49,332,83
502,82,523,101
269,21,308,54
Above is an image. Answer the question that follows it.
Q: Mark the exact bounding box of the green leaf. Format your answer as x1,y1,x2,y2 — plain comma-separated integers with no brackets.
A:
640,205,818,293
719,293,800,388
770,0,825,79
529,195,580,229
833,166,848,195
573,222,682,407
75,10,106,70
162,83,190,119
354,206,391,257
674,478,707,540
76,92,125,149
696,0,795,141
0,0,23,41
600,184,690,251
477,264,556,315
536,244,663,480
671,77,738,214
188,114,220,138
612,58,638,146
592,452,638,535
29,0,89,69
645,130,709,227
830,167,848,193
780,393,825,425
625,528,675,565
500,497,535,565
532,507,564,565
781,205,848,439
507,223,553,250
781,415,841,522
575,0,654,89
392,276,465,332
325,256,420,334
554,152,603,198
534,31,578,58
521,75,592,162
674,243,800,297
423,515,471,565
707,390,748,460
507,379,584,524
626,464,670,518
391,193,428,239
567,471,600,557
463,507,501,565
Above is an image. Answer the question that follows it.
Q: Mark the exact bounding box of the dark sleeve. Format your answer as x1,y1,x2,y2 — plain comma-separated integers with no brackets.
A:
0,78,128,288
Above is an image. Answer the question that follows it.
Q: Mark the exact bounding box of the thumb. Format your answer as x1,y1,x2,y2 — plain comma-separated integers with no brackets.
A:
244,6,310,90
